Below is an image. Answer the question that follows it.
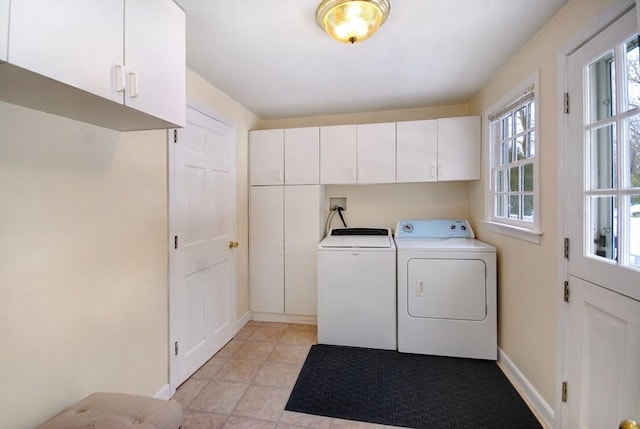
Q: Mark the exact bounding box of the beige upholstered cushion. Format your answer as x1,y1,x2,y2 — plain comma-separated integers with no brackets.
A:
38,392,184,429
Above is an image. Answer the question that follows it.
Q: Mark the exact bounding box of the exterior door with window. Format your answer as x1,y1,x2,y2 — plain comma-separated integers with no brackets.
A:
565,6,640,428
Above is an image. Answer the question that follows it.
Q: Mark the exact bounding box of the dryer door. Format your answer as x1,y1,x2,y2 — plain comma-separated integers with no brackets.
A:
407,258,487,320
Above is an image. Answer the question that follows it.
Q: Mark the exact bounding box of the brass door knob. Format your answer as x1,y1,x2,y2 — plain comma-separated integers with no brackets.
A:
228,241,239,249
620,420,639,429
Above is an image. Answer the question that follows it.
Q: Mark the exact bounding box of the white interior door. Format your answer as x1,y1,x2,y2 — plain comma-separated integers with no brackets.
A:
169,103,236,391
565,7,640,428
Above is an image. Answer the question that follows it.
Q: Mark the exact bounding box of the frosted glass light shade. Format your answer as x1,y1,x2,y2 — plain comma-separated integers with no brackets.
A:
316,0,391,44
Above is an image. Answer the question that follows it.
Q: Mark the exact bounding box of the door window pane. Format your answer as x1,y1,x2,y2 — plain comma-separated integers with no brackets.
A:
589,51,615,121
627,115,640,189
629,195,640,268
626,36,640,110
590,124,616,190
588,195,617,261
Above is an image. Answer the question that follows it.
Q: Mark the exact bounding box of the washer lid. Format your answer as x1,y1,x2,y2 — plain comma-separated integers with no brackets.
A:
320,227,393,248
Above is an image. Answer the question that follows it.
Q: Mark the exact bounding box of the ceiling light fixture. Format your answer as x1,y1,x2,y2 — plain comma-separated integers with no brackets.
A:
316,0,391,44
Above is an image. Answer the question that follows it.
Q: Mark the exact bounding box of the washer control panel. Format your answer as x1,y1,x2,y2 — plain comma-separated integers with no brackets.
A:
395,219,475,239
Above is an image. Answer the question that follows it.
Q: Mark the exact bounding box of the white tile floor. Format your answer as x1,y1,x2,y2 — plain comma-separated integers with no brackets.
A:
173,320,546,429
174,321,399,429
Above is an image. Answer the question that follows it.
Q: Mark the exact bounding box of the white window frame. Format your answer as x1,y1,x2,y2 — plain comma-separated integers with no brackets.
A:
483,71,543,244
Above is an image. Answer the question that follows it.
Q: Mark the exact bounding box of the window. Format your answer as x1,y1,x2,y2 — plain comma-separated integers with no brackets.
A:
485,75,542,243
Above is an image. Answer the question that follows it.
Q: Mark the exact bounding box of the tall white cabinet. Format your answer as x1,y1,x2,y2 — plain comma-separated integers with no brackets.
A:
0,0,185,130
250,128,323,319
249,185,324,317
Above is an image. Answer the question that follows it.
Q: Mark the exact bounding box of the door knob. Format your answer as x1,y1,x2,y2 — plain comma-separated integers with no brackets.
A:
228,241,239,249
620,420,639,429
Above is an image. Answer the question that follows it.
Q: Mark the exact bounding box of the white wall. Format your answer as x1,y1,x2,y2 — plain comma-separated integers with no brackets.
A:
467,0,616,408
0,102,169,429
324,182,470,232
0,70,258,429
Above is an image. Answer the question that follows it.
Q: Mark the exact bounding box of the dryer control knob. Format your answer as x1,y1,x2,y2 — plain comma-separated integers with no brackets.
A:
402,223,414,233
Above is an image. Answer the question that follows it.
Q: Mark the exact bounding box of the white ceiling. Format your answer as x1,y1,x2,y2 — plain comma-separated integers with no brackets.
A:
175,0,568,120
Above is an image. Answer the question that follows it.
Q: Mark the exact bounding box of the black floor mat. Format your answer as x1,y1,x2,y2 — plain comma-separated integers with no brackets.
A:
286,344,543,429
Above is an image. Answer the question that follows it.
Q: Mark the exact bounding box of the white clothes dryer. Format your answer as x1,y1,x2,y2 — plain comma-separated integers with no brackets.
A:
317,227,396,350
395,219,497,360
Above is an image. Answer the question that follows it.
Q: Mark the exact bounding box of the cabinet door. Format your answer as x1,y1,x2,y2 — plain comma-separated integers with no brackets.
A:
250,129,284,185
284,186,323,316
437,116,481,181
8,0,123,103
284,127,320,185
124,0,185,126
357,122,396,183
320,125,357,184
249,186,285,313
396,120,438,182
0,0,8,62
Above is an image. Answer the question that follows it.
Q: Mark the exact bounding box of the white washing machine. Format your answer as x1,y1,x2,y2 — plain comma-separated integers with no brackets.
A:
317,227,396,350
395,219,497,360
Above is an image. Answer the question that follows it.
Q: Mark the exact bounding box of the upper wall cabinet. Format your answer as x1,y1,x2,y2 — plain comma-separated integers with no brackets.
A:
0,0,185,130
397,116,480,182
320,123,396,184
320,125,358,184
357,122,396,184
437,116,481,181
396,119,438,182
250,127,320,185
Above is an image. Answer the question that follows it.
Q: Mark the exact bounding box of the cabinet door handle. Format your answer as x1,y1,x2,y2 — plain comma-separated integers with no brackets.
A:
114,65,125,93
358,169,363,181
438,164,443,177
417,280,424,297
128,72,139,98
352,169,357,182
278,171,284,183
430,165,436,178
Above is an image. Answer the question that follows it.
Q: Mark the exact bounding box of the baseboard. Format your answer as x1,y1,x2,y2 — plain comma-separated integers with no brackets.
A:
236,311,252,332
497,348,554,428
252,312,317,325
154,384,171,400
